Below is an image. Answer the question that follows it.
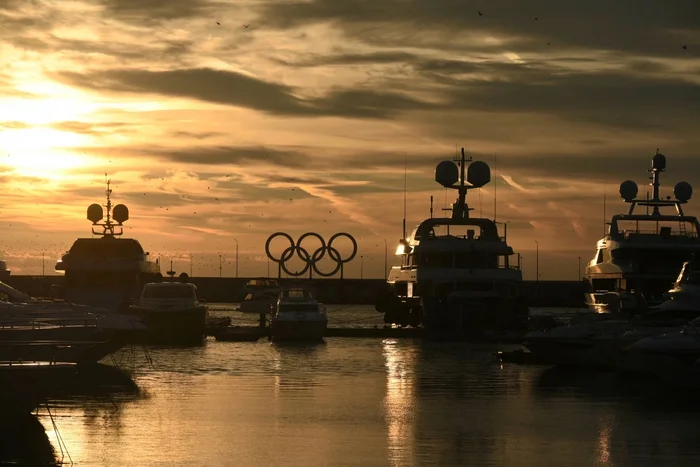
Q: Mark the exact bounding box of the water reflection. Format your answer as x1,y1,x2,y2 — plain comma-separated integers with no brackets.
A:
382,338,418,466
532,366,700,466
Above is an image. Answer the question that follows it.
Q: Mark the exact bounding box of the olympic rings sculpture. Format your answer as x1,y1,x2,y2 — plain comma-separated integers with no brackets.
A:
265,232,358,277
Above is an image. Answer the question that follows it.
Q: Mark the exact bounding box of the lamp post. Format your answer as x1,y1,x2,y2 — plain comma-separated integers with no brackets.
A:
219,254,222,278
190,253,193,276
267,257,270,278
360,255,364,279
42,252,45,276
535,240,539,283
234,238,239,278
383,239,388,278
578,256,581,281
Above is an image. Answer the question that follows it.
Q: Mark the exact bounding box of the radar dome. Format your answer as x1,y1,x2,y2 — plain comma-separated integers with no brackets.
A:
674,181,692,202
652,152,666,171
435,160,459,187
87,204,103,224
619,180,638,202
467,161,490,188
113,204,129,224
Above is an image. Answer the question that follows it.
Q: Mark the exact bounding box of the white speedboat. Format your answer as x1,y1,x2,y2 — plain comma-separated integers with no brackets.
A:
127,281,208,345
239,278,280,314
269,285,327,341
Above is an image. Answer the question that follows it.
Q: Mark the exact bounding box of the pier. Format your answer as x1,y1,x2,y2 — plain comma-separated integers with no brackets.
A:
6,276,586,308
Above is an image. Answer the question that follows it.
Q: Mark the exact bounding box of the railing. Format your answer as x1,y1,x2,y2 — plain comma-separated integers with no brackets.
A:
0,316,98,330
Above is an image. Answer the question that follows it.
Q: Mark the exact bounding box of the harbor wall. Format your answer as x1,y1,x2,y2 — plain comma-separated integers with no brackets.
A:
6,276,587,308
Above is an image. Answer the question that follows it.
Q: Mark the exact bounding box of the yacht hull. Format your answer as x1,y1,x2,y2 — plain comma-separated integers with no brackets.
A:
270,319,327,342
0,363,79,415
0,339,124,365
129,305,208,345
240,299,274,314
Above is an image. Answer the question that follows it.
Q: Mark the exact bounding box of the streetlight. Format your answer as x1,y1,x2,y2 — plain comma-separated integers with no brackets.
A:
219,254,222,278
234,238,239,278
190,252,193,276
383,239,388,278
578,256,581,281
360,255,364,279
535,241,540,281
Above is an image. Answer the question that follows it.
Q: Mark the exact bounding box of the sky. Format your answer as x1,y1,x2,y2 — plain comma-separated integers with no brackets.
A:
1,0,699,280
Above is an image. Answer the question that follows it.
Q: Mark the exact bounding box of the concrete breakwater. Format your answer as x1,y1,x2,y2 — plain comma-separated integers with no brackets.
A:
6,276,586,308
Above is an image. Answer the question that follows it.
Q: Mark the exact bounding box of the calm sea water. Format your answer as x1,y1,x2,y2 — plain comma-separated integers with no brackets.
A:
10,305,700,466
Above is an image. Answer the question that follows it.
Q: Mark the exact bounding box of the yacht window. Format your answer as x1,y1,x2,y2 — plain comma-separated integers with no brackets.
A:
595,249,604,264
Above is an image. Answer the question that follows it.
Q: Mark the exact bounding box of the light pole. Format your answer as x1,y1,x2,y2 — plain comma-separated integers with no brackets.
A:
578,256,581,281
234,238,239,278
42,252,45,276
535,240,539,283
219,254,222,278
383,239,388,278
190,253,193,276
360,255,364,279
267,257,270,278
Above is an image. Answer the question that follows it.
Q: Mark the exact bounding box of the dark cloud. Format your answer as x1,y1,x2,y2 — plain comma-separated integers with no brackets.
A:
148,145,314,168
258,0,700,58
437,69,700,130
54,68,435,118
170,131,223,140
102,0,213,21
274,51,417,67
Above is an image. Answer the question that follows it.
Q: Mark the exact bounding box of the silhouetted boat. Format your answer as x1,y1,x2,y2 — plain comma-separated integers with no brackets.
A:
54,179,162,314
0,339,124,364
0,361,80,415
584,150,700,315
127,280,208,345
376,148,527,339
270,284,327,341
239,278,280,313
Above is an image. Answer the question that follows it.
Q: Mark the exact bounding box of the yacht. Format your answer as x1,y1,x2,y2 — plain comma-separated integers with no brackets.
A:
584,150,700,314
376,148,527,338
239,278,280,313
269,284,327,341
54,180,162,313
0,280,146,339
127,279,208,345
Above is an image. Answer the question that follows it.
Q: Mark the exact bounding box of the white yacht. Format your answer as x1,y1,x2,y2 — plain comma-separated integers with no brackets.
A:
376,148,526,338
239,278,280,314
269,285,327,341
584,150,700,315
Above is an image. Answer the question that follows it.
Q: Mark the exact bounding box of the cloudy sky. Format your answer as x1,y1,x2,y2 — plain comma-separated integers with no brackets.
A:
0,0,699,279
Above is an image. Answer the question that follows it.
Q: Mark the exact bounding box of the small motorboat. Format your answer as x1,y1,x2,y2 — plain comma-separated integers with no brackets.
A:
269,285,327,342
127,281,208,345
239,278,280,314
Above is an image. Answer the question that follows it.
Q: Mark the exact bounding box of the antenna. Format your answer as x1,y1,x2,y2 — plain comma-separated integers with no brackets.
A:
402,153,407,239
603,182,607,236
494,153,497,222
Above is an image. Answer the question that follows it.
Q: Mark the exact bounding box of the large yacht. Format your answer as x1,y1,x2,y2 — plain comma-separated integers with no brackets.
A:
584,151,700,314
54,180,162,313
376,148,527,338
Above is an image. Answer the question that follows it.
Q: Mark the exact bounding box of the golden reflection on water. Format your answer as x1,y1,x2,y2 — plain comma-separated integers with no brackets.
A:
382,338,417,466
